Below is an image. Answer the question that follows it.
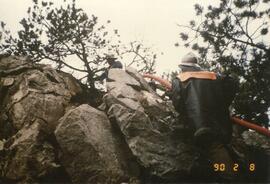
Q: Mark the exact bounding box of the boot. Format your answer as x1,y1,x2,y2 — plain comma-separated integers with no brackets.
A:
194,127,214,145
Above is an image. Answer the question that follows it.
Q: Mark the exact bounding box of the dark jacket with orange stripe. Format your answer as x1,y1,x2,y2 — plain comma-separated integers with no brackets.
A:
171,66,238,143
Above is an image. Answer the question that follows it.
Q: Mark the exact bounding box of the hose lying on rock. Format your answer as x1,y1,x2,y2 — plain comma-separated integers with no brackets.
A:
143,73,270,138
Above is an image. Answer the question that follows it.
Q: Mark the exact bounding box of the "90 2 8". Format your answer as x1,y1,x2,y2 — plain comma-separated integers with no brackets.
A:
213,163,255,172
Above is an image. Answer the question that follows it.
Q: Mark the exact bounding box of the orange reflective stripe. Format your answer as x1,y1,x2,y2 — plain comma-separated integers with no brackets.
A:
177,71,217,82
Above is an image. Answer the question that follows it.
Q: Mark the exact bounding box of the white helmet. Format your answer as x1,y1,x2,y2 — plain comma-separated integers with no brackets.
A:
179,52,200,67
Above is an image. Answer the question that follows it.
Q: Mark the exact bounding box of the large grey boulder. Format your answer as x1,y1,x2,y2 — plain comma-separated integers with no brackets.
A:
104,68,197,181
55,104,139,184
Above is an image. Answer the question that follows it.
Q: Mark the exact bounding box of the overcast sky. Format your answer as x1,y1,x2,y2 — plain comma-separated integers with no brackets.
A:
1,0,223,74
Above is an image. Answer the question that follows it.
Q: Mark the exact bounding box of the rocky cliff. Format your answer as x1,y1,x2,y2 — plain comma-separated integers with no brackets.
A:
0,56,269,183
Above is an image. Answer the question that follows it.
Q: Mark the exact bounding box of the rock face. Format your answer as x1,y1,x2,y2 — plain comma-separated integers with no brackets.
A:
0,56,81,183
104,68,197,181
55,104,139,183
0,56,82,137
1,120,65,183
0,56,269,183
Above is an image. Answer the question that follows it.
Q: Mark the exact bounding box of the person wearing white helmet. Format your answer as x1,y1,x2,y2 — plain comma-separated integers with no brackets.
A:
171,52,239,181
178,52,202,71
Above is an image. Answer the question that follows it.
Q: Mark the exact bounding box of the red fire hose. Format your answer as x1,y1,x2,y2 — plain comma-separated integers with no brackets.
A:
143,74,270,138
231,117,270,137
143,73,172,90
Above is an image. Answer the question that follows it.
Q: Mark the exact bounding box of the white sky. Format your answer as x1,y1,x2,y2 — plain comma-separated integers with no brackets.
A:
0,0,220,74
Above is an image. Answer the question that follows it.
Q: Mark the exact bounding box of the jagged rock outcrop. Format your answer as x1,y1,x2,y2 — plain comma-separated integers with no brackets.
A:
0,56,269,183
1,120,65,183
0,56,81,183
0,56,82,137
104,68,197,181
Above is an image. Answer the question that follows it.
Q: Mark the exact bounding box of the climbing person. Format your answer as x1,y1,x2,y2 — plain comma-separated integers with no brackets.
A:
99,54,123,82
171,52,239,181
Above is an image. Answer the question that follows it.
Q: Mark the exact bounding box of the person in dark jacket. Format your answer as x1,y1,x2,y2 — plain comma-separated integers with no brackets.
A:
171,52,238,181
99,55,123,81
